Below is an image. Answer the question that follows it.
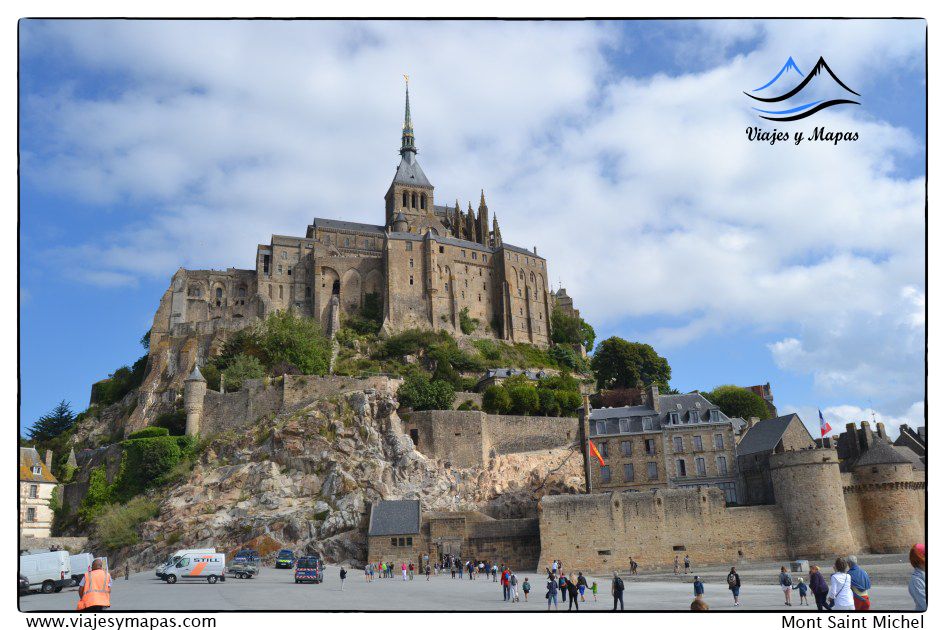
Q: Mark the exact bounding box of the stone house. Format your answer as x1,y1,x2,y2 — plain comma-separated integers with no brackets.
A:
735,413,816,505
19,447,58,538
366,499,422,564
587,385,740,504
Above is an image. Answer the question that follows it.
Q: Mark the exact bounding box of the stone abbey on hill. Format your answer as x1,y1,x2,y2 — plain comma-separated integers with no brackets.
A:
150,81,555,352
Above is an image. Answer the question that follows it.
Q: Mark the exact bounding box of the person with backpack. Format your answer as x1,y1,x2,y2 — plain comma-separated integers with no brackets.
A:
846,555,871,611
566,573,580,611
809,565,830,611
908,543,926,612
779,566,794,606
501,568,510,601
684,555,691,575
339,566,347,591
611,571,625,611
522,577,531,602
546,575,559,611
629,558,638,575
828,557,855,611
793,577,809,605
727,567,741,607
509,571,519,602
558,573,568,603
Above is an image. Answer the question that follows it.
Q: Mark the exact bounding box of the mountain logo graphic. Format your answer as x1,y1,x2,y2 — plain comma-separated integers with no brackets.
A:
745,56,860,121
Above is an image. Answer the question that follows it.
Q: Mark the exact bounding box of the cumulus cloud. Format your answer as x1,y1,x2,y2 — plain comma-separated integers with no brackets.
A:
19,19,925,418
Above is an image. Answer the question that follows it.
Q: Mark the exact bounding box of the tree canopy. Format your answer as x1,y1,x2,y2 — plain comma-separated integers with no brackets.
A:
27,400,76,443
705,385,771,420
397,373,456,411
551,307,596,352
590,337,671,391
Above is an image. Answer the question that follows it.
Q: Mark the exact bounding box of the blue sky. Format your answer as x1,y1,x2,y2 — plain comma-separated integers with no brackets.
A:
19,19,926,438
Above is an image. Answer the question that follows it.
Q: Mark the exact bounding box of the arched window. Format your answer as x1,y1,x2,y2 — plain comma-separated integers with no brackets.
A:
420,193,427,209
402,191,408,207
216,287,223,300
411,193,417,208
279,285,284,299
332,280,340,295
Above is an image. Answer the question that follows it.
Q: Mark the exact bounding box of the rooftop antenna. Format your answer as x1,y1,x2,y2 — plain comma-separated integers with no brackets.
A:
868,399,877,424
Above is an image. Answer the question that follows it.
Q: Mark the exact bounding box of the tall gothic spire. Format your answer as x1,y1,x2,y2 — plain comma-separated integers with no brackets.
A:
400,75,417,158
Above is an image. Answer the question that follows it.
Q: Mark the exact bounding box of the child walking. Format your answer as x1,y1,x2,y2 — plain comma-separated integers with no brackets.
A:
793,577,810,605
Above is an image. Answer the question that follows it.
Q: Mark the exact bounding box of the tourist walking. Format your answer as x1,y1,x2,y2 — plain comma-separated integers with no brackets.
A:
690,597,709,611
727,567,741,607
611,571,625,611
551,559,559,576
793,577,809,605
779,566,793,606
908,543,926,612
673,555,680,575
828,557,855,611
501,568,510,601
629,558,638,575
365,562,372,582
591,581,599,602
409,562,415,580
522,577,531,601
809,565,830,611
546,575,559,611
425,564,431,581
510,572,519,602
846,555,871,610
684,555,691,575
558,573,568,603
492,563,498,582
693,575,704,598
566,573,580,611
339,567,347,591
577,571,587,602
401,561,408,581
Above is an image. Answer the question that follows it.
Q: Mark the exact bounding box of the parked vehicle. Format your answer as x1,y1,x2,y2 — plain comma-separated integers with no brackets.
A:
233,548,259,561
275,549,296,569
228,555,259,579
69,553,95,586
19,551,72,594
156,548,216,579
294,556,323,584
163,552,226,585
18,574,30,594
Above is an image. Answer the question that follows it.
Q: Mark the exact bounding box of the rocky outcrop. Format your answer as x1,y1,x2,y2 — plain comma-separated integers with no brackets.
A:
114,387,583,570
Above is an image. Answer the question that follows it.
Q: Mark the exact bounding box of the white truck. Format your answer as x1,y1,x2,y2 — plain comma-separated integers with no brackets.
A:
69,553,95,586
155,548,216,579
19,550,72,594
162,552,226,584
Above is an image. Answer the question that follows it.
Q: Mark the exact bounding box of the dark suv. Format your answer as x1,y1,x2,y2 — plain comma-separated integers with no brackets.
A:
275,549,296,569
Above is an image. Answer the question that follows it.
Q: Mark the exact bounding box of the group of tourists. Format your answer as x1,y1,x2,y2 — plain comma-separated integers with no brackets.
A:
543,571,598,611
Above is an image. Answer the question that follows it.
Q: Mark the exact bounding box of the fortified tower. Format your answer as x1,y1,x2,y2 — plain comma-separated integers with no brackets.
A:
769,447,856,558
850,438,923,553
183,365,207,436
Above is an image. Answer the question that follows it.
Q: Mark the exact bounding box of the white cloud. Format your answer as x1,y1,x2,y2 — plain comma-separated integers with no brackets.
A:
20,20,925,416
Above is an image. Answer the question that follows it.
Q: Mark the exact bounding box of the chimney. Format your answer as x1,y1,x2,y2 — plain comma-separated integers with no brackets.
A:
650,383,660,413
845,423,860,459
747,416,759,430
859,420,871,450
876,422,888,442
44,449,53,469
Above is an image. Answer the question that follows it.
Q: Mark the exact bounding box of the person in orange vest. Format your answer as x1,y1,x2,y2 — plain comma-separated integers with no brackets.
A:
76,559,111,612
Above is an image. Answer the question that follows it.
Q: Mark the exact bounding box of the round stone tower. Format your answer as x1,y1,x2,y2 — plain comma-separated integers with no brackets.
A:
769,447,854,558
183,365,207,437
851,439,921,553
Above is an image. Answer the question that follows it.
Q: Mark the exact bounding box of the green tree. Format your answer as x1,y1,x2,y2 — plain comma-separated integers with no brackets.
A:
482,385,511,414
27,400,76,443
507,385,539,415
459,307,479,335
590,337,671,391
259,310,332,376
397,374,456,411
538,388,560,417
705,385,770,420
550,307,596,352
222,354,266,391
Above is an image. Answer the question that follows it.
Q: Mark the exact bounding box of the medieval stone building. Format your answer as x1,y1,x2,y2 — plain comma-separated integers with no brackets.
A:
149,82,554,353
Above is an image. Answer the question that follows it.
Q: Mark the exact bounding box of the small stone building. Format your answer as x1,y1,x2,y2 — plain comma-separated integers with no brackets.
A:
19,447,58,538
736,413,816,505
367,501,541,570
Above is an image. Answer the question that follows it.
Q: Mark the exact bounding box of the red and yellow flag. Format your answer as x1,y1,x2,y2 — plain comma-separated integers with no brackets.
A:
589,439,605,467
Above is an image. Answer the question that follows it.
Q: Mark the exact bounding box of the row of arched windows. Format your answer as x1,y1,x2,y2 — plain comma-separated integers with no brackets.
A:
402,191,427,210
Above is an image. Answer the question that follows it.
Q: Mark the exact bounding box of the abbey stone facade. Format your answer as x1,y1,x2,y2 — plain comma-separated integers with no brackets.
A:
149,83,554,350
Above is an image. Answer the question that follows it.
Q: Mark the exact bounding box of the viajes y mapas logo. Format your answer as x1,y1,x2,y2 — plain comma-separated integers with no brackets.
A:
745,56,860,122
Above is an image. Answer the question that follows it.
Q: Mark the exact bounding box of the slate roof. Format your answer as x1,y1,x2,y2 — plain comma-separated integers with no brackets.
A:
893,445,925,470
590,392,730,437
368,499,421,537
311,217,385,234
392,154,432,188
19,447,57,484
852,439,913,467
735,414,799,457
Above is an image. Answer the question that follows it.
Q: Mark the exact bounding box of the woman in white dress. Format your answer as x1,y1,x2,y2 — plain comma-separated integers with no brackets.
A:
828,557,855,611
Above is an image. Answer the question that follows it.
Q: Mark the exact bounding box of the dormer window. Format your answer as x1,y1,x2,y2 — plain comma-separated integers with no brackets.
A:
689,409,700,423
709,409,720,422
619,418,630,433
595,420,605,435
32,465,42,475
668,412,680,425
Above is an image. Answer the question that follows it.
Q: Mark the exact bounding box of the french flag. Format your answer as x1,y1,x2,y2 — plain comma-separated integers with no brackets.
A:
819,409,832,437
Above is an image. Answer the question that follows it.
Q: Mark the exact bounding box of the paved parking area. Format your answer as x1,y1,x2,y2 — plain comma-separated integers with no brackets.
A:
19,565,918,612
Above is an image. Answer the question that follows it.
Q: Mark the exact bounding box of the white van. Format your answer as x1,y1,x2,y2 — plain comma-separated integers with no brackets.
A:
156,548,215,579
19,551,72,594
163,552,226,584
69,553,95,586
